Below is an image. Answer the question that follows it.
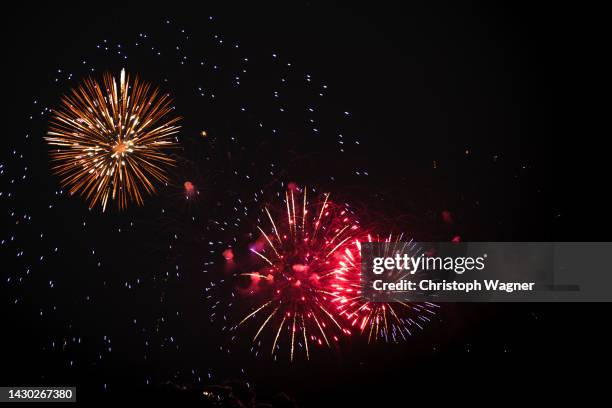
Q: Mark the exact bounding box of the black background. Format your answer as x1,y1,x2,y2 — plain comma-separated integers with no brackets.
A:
1,1,602,405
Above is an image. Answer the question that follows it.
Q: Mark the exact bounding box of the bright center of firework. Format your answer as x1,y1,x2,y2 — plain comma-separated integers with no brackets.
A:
112,140,130,155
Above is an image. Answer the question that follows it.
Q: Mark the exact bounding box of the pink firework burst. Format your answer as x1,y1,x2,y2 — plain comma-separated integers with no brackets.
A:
332,234,439,343
234,187,360,361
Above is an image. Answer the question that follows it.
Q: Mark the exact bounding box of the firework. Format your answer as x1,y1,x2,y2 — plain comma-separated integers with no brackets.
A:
45,69,181,211
332,234,439,343
234,187,360,361
183,181,197,199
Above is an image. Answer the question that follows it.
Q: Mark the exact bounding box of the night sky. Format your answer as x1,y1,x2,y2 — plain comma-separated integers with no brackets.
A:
0,2,596,405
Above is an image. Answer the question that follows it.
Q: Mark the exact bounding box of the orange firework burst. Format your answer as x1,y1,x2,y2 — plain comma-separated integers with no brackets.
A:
46,69,181,211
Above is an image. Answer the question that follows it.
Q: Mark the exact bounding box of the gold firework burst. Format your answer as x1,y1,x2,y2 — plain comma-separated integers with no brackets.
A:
46,69,181,211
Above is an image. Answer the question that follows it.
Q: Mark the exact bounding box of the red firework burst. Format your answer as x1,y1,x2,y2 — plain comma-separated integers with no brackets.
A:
235,187,360,361
331,234,439,343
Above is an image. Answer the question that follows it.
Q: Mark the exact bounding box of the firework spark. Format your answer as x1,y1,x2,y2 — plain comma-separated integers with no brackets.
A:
234,187,360,361
46,69,181,211
332,234,439,343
